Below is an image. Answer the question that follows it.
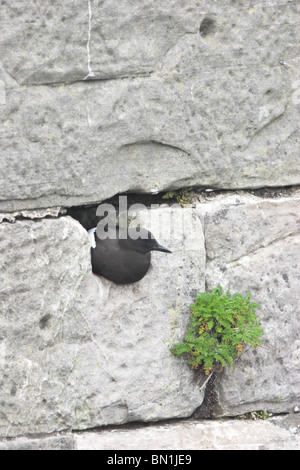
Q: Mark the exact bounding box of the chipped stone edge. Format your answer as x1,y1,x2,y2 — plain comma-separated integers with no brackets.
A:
0,207,67,223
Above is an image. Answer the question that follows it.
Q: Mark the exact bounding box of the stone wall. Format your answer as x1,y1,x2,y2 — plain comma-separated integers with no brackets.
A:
0,0,299,445
1,0,299,212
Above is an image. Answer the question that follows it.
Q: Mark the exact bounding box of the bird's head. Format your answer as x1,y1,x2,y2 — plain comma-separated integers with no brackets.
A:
123,227,172,254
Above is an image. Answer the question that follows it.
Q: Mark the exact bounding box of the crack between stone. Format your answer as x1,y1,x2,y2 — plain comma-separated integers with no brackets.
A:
1,186,299,223
1,409,294,446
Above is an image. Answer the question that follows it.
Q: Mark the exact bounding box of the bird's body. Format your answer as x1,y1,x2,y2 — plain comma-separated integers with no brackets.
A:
89,226,171,284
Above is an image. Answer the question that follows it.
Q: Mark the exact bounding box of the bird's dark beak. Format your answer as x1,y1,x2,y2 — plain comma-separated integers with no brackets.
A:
152,243,172,253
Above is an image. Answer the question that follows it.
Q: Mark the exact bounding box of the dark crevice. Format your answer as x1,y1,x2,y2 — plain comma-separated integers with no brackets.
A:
192,373,218,419
70,409,293,437
1,185,298,228
0,408,294,444
65,184,300,231
65,192,180,231
66,204,100,231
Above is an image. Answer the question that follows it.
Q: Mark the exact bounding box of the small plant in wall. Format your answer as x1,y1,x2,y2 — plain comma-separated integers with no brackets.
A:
171,286,264,375
162,188,194,207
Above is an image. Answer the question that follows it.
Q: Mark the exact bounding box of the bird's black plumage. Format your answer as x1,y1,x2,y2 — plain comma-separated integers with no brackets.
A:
89,226,171,284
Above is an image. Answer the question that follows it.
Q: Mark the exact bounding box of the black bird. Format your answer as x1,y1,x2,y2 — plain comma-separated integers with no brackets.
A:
88,226,172,284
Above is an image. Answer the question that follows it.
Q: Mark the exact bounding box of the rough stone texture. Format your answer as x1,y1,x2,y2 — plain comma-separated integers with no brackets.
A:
0,0,299,448
74,418,300,450
0,0,299,211
0,434,74,451
198,192,300,416
0,207,66,224
1,192,299,438
0,208,205,438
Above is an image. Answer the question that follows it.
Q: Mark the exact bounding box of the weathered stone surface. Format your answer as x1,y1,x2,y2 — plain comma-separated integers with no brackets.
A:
0,1,299,211
74,418,300,450
199,192,300,416
0,207,66,223
0,0,299,445
0,434,74,451
0,190,299,437
0,208,205,438
0,0,199,86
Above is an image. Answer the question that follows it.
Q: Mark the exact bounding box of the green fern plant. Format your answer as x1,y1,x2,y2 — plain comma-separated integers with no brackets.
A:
171,286,264,375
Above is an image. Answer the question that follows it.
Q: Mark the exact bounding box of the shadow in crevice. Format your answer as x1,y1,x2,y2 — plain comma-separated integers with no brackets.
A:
66,204,100,231
65,192,175,231
192,373,219,419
